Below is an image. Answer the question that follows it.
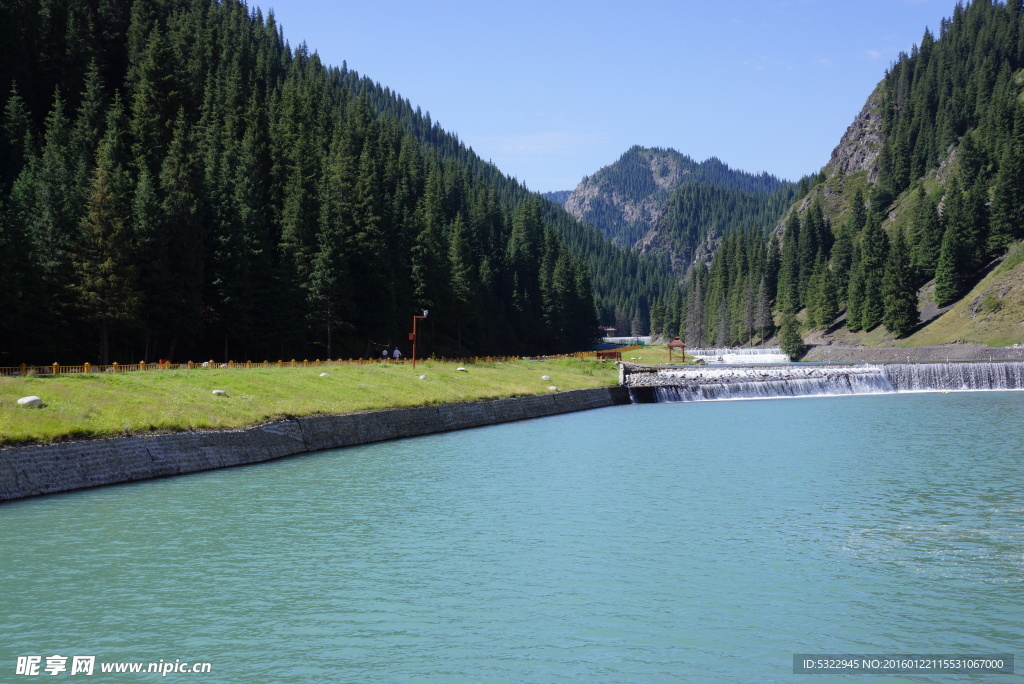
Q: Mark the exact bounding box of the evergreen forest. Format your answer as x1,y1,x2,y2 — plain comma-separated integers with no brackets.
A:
0,0,670,364
650,0,1024,349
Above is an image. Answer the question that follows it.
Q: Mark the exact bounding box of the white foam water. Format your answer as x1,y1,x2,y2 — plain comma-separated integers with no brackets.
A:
643,362,1024,403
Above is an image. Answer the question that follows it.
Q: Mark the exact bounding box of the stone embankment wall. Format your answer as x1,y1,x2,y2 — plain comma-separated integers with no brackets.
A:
0,387,631,502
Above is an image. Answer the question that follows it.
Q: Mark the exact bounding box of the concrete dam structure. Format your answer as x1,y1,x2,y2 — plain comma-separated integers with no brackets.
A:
623,361,1024,402
687,347,791,365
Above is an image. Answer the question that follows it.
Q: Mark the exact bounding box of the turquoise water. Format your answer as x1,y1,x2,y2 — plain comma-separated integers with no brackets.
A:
1,393,1022,682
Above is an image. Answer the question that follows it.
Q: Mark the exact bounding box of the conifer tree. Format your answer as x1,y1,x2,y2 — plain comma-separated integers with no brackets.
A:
934,179,972,307
777,213,801,313
846,244,864,332
988,118,1024,251
907,186,942,279
73,146,139,363
882,229,919,336
778,312,804,360
857,212,889,330
684,266,706,347
755,277,773,342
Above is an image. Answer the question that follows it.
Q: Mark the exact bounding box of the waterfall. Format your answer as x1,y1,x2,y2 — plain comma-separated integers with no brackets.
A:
883,362,1024,391
628,362,1024,403
688,347,791,365
688,347,785,356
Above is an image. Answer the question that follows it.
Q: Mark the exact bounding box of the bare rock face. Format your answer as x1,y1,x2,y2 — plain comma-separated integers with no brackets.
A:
825,86,884,181
562,148,693,248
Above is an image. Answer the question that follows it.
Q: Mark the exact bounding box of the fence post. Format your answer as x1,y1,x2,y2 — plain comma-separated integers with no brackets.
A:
83,362,90,374
112,362,118,373
188,360,194,370
140,360,147,372
53,362,59,375
20,363,27,377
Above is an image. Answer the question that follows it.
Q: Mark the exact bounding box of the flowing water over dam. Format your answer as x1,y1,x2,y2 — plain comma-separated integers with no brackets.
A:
687,347,791,364
625,361,1024,402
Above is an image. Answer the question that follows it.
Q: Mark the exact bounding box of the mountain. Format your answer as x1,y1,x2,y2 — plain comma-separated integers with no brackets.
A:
650,0,1024,350
773,0,1024,346
542,190,571,206
561,146,788,250
0,0,671,363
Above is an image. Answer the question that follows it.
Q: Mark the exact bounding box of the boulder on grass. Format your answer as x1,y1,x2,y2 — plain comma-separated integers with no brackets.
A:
212,389,227,396
17,396,42,408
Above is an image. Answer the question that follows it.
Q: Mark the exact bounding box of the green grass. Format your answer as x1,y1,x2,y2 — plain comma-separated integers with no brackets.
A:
0,357,620,446
903,241,1024,347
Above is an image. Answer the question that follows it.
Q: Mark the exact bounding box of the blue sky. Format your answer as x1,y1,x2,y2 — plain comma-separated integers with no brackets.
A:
260,0,950,193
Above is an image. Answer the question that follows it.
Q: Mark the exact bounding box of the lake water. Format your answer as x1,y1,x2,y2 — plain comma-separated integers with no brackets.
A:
1,392,1022,682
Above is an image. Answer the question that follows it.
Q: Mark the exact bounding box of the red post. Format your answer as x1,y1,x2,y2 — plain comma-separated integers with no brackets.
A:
411,309,428,369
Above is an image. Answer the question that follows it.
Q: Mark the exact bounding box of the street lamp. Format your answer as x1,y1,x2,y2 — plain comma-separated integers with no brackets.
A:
411,309,428,369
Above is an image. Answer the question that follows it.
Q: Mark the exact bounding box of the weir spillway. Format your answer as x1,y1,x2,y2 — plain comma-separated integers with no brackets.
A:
622,362,1024,403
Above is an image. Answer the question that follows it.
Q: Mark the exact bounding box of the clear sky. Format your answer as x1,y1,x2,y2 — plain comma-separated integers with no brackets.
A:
259,0,951,193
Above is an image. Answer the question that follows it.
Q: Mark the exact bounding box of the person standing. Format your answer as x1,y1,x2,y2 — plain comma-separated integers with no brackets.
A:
393,348,402,362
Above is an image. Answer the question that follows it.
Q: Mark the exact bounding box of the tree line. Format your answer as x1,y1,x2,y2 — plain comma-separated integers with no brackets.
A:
0,0,677,364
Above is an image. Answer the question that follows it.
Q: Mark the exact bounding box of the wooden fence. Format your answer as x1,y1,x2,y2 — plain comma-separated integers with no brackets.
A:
0,348,638,378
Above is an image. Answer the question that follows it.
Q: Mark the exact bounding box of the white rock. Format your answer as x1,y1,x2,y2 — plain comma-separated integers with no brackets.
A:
319,372,329,377
212,389,227,396
202,361,210,368
17,396,42,408
456,367,468,372
548,386,558,391
419,375,427,380
541,375,551,381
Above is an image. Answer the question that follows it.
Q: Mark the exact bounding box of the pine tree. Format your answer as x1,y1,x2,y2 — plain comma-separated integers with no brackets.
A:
934,222,965,307
811,261,839,329
907,186,942,279
934,179,972,306
157,110,203,358
988,116,1024,251
858,212,889,330
882,229,920,336
846,244,864,332
778,312,804,360
448,214,477,355
684,266,706,347
777,213,801,313
755,277,773,342
72,146,140,363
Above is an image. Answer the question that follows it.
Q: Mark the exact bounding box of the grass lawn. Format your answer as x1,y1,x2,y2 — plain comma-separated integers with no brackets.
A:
0,357,620,446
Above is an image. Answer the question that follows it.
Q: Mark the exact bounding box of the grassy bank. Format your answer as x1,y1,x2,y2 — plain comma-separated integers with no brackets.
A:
0,358,619,447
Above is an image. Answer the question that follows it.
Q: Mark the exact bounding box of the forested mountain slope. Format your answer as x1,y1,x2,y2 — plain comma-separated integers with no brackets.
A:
771,0,1024,346
0,0,670,364
651,0,1024,350
561,146,788,249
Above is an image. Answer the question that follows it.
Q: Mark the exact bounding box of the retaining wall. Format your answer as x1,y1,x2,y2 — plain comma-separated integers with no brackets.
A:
0,386,631,502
